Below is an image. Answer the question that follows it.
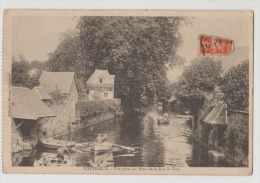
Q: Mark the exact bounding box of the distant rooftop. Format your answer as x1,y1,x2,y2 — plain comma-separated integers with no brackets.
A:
39,72,75,93
86,69,115,85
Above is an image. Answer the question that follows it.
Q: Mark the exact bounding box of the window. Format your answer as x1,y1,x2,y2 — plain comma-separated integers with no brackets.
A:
93,91,100,99
99,78,103,83
104,92,108,98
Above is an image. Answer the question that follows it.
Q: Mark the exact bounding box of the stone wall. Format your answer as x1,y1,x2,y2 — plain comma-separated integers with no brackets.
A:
41,78,80,138
42,112,115,138
81,112,115,127
40,102,74,137
11,122,24,153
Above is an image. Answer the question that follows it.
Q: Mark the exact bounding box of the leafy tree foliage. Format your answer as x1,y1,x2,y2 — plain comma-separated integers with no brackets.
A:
12,56,40,89
29,60,48,70
175,57,223,98
76,99,121,117
47,32,81,73
47,17,186,110
173,57,223,114
80,17,185,110
220,60,249,111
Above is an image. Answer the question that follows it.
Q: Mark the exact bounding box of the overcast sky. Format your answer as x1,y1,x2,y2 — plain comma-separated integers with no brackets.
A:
12,16,77,62
168,15,250,81
11,14,250,81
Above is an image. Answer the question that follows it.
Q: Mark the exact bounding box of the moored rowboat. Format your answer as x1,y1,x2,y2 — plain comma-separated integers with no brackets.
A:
157,114,170,125
33,153,72,167
157,117,170,125
39,138,76,149
91,142,113,154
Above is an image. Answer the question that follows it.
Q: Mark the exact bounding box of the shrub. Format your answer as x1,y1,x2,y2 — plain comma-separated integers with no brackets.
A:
76,99,121,117
49,89,66,104
224,112,249,167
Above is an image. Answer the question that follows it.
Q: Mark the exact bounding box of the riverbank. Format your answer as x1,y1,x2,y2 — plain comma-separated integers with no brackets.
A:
54,112,119,138
40,111,123,139
39,99,122,138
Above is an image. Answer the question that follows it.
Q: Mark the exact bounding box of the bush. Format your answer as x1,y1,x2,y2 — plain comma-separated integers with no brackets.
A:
76,99,121,117
224,112,249,167
221,60,249,110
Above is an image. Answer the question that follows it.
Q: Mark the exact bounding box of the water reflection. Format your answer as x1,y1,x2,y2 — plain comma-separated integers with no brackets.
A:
14,112,205,167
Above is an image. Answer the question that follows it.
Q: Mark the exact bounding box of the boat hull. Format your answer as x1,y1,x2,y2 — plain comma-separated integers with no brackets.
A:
40,138,76,149
34,153,72,167
157,118,170,125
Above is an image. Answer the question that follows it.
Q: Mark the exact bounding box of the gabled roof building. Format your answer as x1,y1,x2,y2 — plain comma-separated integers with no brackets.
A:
86,69,115,100
39,71,79,119
11,87,55,140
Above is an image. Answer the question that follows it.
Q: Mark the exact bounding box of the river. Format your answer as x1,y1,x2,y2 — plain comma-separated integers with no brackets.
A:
14,112,208,167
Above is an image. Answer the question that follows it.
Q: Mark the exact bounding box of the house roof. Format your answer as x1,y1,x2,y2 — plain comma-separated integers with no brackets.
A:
11,87,55,120
39,72,75,93
33,87,52,100
203,102,228,125
86,69,115,85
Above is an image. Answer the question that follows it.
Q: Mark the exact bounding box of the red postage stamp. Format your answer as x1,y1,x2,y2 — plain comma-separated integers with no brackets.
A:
199,34,234,55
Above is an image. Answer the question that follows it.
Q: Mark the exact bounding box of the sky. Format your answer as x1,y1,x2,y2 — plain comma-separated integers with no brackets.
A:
167,15,250,81
11,16,77,62
11,14,250,81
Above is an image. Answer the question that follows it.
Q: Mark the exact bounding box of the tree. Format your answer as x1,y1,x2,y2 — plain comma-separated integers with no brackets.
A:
176,57,223,97
47,17,186,111
29,60,48,70
220,60,249,111
12,56,40,89
77,17,185,110
173,57,223,114
47,32,81,73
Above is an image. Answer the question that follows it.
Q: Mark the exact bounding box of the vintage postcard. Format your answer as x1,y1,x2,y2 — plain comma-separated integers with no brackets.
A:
2,10,253,175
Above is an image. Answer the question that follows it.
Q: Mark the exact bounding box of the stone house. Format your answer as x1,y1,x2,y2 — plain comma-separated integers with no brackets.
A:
86,69,115,100
39,72,79,119
11,87,55,141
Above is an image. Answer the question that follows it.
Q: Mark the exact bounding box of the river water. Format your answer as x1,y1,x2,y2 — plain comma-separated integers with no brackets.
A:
15,112,207,167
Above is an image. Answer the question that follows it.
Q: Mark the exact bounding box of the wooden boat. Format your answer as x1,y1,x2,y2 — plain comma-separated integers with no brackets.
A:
91,141,113,154
39,138,76,149
176,115,193,119
88,151,114,167
112,144,135,153
33,153,72,167
71,143,91,154
157,115,170,125
157,118,170,125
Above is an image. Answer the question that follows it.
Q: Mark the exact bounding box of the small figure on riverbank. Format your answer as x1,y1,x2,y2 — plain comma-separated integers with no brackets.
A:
157,112,170,125
208,128,218,150
96,134,108,144
56,145,71,162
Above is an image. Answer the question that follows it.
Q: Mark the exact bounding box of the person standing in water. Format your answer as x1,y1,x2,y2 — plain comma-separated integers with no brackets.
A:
56,145,71,162
96,134,108,143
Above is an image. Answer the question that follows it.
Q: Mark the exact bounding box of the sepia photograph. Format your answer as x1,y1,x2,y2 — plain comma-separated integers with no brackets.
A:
2,10,253,175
